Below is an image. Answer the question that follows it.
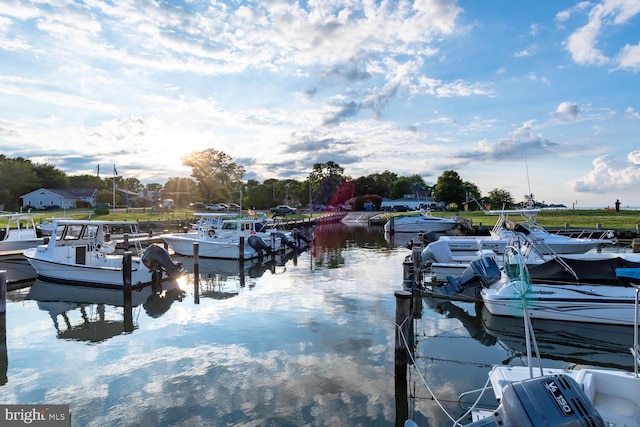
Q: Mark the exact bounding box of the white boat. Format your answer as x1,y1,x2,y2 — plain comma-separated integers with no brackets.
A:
160,214,306,259
383,211,459,233
23,219,183,289
479,255,640,325
435,208,613,255
422,232,640,284
0,213,45,254
462,268,640,427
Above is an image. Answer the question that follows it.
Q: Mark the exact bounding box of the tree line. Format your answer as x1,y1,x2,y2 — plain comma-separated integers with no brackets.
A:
0,150,522,211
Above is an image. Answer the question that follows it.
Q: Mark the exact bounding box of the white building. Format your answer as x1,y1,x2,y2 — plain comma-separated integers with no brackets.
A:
21,188,97,210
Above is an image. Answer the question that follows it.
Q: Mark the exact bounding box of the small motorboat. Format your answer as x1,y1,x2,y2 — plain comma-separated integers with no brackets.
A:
23,219,183,289
0,213,45,254
161,213,307,259
383,211,459,233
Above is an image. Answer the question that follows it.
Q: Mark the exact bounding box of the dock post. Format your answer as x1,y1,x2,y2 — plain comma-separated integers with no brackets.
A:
394,289,412,427
239,236,245,260
123,252,133,332
389,216,395,235
394,290,412,366
193,242,200,304
0,271,5,316
0,271,6,385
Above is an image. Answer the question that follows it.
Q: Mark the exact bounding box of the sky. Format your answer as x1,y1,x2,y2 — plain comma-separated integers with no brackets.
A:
1,0,639,208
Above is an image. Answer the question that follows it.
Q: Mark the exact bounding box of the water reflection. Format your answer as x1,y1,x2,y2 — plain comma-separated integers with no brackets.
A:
480,307,635,370
25,279,185,341
1,225,635,426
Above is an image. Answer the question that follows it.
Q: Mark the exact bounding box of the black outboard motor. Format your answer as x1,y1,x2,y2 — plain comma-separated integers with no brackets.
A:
274,231,297,248
248,235,272,255
142,244,183,278
466,374,604,427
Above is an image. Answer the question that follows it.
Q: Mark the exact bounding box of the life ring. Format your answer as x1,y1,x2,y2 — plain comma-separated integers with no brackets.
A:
208,228,216,238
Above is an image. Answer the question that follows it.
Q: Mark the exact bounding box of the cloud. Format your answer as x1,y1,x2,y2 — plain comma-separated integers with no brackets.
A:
625,107,640,119
555,101,580,121
451,120,558,161
322,101,361,126
569,151,640,193
564,0,640,69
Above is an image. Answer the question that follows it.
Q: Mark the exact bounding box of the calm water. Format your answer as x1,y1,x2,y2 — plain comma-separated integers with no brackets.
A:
0,224,635,426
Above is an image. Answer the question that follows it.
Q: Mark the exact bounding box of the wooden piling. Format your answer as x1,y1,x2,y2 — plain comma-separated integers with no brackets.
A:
389,216,395,235
0,271,5,316
239,236,245,261
122,252,133,332
0,271,6,385
193,242,200,304
394,290,412,366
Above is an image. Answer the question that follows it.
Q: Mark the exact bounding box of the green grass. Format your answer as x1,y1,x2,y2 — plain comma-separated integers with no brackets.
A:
5,208,639,230
445,209,640,230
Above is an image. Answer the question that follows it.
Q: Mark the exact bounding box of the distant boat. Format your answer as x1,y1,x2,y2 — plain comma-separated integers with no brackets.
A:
383,211,459,233
160,213,307,259
0,213,45,254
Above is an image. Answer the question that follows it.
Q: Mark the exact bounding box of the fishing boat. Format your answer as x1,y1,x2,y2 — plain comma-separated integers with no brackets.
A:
160,214,307,259
431,207,613,256
421,228,640,284
0,213,45,254
23,219,183,289
478,252,640,325
462,268,640,427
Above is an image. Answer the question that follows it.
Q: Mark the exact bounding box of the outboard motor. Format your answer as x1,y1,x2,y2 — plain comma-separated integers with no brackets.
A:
142,244,183,278
248,234,272,255
467,374,604,427
274,231,297,248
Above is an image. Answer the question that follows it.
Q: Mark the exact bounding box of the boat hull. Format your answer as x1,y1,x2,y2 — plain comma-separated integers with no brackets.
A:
481,282,639,325
24,247,159,289
162,235,257,259
383,215,458,233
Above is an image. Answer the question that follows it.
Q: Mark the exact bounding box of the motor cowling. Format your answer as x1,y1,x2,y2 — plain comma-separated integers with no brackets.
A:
142,244,183,278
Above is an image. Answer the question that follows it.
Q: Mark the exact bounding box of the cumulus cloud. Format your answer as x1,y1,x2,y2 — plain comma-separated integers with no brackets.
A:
564,0,640,70
555,101,580,121
569,151,640,193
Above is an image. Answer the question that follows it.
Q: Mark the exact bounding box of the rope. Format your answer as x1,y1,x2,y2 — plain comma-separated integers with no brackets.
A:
396,320,495,426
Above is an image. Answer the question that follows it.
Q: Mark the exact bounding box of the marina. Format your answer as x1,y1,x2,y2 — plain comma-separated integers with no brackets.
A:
0,221,638,425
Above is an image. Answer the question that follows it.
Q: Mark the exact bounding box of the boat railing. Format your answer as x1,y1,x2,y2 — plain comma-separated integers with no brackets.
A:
552,228,615,241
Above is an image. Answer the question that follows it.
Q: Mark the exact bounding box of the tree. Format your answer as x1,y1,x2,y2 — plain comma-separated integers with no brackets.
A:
162,177,199,207
433,170,466,209
309,161,348,205
69,174,102,189
487,188,515,210
121,177,144,193
391,174,426,199
181,148,245,203
0,157,39,209
34,163,69,188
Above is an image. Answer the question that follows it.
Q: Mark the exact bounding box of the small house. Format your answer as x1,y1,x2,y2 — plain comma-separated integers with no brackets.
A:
21,188,97,210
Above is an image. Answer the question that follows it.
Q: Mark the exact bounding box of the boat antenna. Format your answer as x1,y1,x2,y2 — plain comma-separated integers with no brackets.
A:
524,155,534,209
